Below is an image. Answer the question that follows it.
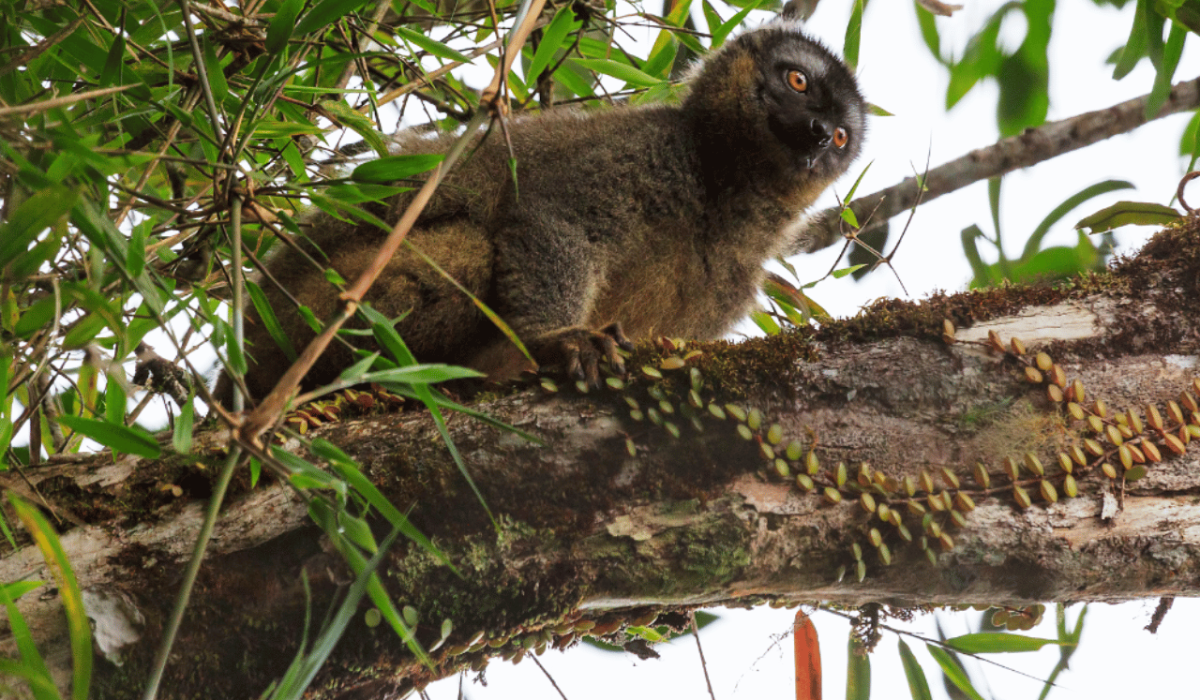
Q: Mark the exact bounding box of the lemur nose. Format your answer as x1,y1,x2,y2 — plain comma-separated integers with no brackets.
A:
809,119,832,147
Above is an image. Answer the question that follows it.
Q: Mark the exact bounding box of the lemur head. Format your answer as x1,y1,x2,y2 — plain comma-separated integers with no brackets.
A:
683,19,867,184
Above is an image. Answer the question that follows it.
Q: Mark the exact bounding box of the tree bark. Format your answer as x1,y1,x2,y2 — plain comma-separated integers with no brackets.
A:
5,221,1200,698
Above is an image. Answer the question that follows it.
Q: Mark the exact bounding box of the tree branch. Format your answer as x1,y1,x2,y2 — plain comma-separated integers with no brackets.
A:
795,75,1200,254
6,222,1200,697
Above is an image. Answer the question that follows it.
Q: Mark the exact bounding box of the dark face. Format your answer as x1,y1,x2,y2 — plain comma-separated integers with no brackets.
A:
754,27,866,181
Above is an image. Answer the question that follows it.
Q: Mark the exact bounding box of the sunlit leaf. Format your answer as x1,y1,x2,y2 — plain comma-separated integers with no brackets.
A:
351,155,445,183
1075,200,1182,233
927,644,986,700
944,632,1063,653
571,58,663,87
846,636,871,700
57,415,160,458
898,640,932,700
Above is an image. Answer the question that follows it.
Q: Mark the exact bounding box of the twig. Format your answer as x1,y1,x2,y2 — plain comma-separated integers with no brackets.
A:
1146,595,1174,633
0,83,137,117
796,74,1200,255
692,612,717,700
0,16,86,79
530,654,570,700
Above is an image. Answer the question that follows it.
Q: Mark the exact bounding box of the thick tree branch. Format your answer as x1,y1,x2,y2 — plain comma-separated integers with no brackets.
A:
796,75,1200,254
5,222,1200,697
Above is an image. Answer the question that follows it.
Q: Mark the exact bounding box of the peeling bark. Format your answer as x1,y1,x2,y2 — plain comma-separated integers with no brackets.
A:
5,221,1200,698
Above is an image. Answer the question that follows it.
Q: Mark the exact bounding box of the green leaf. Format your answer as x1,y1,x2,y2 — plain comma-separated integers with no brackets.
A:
253,120,325,139
1146,21,1186,119
127,221,147,278
0,581,60,700
246,280,298,363
846,636,871,700
57,415,161,458
0,418,13,456
915,1,945,64
927,645,986,700
1144,0,1167,68
351,154,444,183
201,36,229,105
714,3,759,47
368,317,495,526
844,0,865,71
10,494,91,700
396,26,473,63
960,225,994,287
320,99,389,158
867,103,895,117
526,6,579,82
1010,243,1095,284
173,398,195,455
832,264,866,279
361,365,484,385
267,0,303,53
1021,179,1135,260
571,58,663,87
104,374,126,427
1074,200,1182,233
1114,0,1149,78
294,0,374,37
944,632,1063,654
99,11,127,87
750,309,781,336
8,228,64,282
1,580,45,601
898,640,931,700
843,160,873,204
310,438,459,574
14,296,58,339
273,448,347,497
0,186,77,270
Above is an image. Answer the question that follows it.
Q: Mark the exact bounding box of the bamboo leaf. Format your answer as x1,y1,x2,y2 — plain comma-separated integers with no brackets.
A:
57,415,161,458
943,632,1063,654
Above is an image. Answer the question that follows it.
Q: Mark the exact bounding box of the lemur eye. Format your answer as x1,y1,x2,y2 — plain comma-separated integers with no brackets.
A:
785,69,808,92
833,127,848,149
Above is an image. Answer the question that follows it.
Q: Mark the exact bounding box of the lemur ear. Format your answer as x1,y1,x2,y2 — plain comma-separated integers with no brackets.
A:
780,0,819,22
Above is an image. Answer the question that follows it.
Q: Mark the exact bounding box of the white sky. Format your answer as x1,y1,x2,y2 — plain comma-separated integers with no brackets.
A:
420,0,1200,698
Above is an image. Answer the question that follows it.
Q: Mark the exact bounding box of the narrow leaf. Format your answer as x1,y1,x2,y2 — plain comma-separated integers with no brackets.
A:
927,645,986,700
844,0,865,71
351,154,444,183
267,0,303,53
56,415,161,458
846,636,871,700
943,632,1062,654
294,0,373,37
1074,200,1182,233
10,495,91,700
526,7,579,82
571,58,663,87
898,640,932,700
794,611,822,700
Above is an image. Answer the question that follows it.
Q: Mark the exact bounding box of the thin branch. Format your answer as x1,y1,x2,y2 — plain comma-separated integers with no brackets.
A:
530,654,570,700
795,74,1200,255
692,612,717,700
0,83,137,117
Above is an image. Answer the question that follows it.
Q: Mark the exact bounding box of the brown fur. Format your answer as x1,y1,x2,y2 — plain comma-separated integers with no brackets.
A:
217,21,866,404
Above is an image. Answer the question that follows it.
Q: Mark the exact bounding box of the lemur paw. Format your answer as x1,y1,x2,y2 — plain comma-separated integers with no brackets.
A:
536,323,634,388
